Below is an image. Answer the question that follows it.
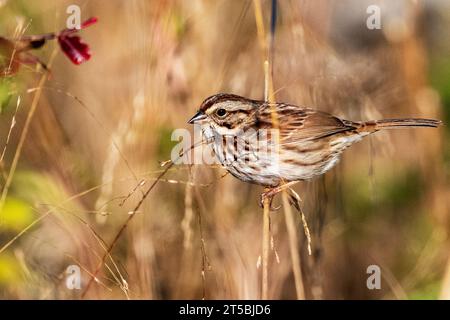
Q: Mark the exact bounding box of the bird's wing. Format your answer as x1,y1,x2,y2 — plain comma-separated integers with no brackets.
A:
257,103,356,143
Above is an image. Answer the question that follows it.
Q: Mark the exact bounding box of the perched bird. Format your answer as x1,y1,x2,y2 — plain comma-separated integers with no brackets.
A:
189,93,442,203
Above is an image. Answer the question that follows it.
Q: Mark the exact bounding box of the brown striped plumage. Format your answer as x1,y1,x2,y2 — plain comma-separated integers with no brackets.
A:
189,93,442,189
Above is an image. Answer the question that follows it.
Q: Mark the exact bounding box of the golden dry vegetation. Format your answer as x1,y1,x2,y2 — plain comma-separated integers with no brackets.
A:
0,0,449,299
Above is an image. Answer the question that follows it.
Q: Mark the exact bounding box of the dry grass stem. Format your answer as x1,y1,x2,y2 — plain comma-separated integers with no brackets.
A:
81,159,176,297
281,191,306,299
261,191,270,299
0,96,20,180
81,141,203,297
300,208,312,256
182,176,194,249
289,187,312,256
0,48,57,216
192,179,212,300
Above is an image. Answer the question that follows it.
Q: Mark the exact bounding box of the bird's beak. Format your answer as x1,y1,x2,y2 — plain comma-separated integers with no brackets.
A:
188,110,207,124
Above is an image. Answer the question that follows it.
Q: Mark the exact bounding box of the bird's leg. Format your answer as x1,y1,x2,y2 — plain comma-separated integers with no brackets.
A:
259,181,300,210
259,193,281,211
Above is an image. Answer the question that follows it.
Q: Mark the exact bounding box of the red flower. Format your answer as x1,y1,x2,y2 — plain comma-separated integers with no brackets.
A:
57,17,98,65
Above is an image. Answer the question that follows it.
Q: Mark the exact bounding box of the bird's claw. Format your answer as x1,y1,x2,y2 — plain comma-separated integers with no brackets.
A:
259,190,281,211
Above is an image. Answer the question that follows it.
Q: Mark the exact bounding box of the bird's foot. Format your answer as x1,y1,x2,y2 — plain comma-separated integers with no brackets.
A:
259,181,300,211
259,190,282,211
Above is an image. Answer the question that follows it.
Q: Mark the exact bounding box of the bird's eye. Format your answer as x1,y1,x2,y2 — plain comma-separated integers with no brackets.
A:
216,108,227,117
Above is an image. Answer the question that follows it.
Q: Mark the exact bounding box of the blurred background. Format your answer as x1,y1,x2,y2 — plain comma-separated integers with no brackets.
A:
0,0,449,299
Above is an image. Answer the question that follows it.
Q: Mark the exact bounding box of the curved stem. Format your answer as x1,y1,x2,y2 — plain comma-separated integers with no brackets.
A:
261,190,270,299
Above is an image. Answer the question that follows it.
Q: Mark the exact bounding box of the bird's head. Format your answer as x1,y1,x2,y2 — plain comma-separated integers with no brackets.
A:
188,93,260,133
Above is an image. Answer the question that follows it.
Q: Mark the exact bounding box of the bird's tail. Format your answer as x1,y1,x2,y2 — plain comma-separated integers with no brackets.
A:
356,118,442,133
